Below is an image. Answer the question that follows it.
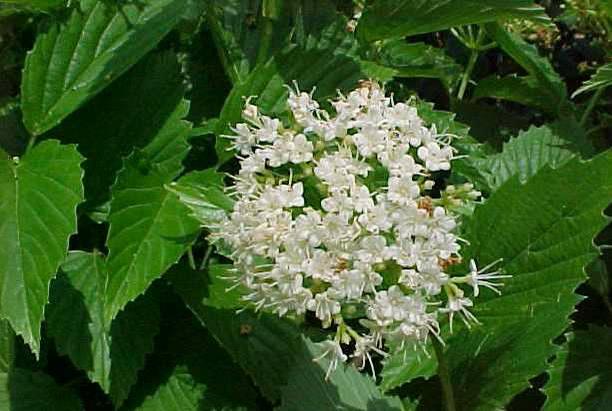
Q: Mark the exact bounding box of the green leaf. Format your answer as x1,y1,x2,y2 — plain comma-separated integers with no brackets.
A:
47,52,188,209
167,263,244,317
484,23,569,116
201,308,402,408
573,62,612,97
102,84,197,322
279,337,403,410
3,369,82,411
380,345,437,392
105,146,200,321
206,0,338,83
376,40,462,88
472,125,577,191
121,298,257,411
0,0,66,13
543,326,612,411
358,0,547,42
444,150,612,410
473,75,557,114
166,168,233,227
586,258,610,304
0,320,14,406
46,251,160,406
127,369,206,411
2,0,67,11
21,0,187,135
215,22,377,163
170,262,401,407
0,140,84,356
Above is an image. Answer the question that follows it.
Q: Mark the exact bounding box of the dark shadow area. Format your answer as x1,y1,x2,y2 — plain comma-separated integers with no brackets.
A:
42,51,186,209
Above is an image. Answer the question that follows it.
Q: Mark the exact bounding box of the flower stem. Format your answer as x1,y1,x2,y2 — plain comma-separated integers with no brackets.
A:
456,26,488,100
432,338,457,411
579,87,604,128
256,0,281,67
206,7,242,84
457,48,478,101
256,17,274,67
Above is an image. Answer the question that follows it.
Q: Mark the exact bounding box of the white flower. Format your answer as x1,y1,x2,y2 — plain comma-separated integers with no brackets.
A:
303,249,336,281
387,176,420,205
314,339,347,380
289,133,314,163
441,288,479,332
255,116,281,143
417,141,453,171
226,123,256,154
356,235,387,264
463,259,510,296
350,184,374,213
215,81,506,371
307,292,341,327
321,191,353,214
353,124,386,157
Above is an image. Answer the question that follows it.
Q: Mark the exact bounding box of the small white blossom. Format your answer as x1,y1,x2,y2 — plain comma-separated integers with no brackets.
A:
314,339,347,380
215,81,509,373
463,259,510,296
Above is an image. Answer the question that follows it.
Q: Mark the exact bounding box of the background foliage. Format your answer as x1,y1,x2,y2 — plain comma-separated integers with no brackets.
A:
0,0,610,410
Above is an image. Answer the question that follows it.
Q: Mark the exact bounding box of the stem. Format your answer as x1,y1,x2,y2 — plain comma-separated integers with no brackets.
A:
25,134,37,153
256,0,282,67
256,17,274,66
199,244,214,270
579,87,604,128
433,339,457,411
457,48,478,100
602,290,612,317
206,5,241,84
187,247,196,270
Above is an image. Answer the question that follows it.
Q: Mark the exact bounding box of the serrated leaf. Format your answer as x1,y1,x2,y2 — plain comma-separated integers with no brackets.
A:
46,251,160,406
358,0,547,42
279,337,403,410
473,74,557,114
0,320,14,406
21,0,187,135
443,150,612,410
166,168,233,227
170,262,401,407
573,62,612,97
121,300,257,411
167,262,244,317
376,40,462,88
0,140,84,356
543,326,612,411
103,88,197,322
2,369,82,411
206,0,338,83
0,0,65,12
105,146,200,322
380,345,437,392
127,369,206,411
197,308,299,402
215,22,378,163
473,125,577,191
47,52,188,209
586,258,610,302
484,23,570,116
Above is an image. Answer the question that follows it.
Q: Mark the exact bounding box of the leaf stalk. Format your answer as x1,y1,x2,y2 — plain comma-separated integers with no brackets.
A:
432,338,457,411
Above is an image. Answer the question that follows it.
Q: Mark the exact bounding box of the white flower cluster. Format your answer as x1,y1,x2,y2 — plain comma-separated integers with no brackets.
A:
216,82,508,378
